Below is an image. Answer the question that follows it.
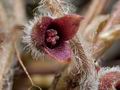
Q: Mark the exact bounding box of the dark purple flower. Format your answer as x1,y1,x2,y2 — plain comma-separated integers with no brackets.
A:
25,14,83,62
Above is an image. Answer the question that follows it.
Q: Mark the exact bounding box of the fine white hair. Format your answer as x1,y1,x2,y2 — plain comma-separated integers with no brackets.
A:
22,16,45,59
98,66,120,79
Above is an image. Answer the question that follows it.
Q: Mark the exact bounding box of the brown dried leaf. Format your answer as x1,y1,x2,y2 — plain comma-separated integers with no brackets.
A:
99,24,120,42
83,15,109,43
93,0,120,59
94,24,120,59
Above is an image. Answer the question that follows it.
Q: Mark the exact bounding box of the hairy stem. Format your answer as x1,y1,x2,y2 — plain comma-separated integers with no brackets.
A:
49,40,97,90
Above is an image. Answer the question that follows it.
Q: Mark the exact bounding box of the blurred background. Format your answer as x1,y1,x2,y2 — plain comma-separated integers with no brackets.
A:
0,0,120,90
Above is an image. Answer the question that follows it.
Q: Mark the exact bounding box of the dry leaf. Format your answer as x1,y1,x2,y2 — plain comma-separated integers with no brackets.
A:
83,15,109,42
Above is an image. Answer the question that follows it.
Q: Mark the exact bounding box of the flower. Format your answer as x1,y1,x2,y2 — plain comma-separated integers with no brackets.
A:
98,67,120,90
23,14,83,62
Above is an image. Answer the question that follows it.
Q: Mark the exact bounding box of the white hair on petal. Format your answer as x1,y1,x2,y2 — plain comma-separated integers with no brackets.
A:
22,16,44,59
22,0,76,59
98,66,120,79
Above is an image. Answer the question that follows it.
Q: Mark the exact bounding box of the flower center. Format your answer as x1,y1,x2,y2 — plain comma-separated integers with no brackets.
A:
46,29,59,48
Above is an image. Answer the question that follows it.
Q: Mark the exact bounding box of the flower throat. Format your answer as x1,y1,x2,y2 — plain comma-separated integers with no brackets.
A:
45,29,60,48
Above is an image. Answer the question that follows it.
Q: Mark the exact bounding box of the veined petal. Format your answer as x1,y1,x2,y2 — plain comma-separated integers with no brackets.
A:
51,14,83,41
44,42,71,62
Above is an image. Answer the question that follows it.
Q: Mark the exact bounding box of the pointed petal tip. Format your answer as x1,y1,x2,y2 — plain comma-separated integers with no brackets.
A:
74,14,84,19
66,14,84,21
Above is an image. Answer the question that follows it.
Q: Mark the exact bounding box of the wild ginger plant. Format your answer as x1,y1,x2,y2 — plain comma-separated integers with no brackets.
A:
0,0,120,90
